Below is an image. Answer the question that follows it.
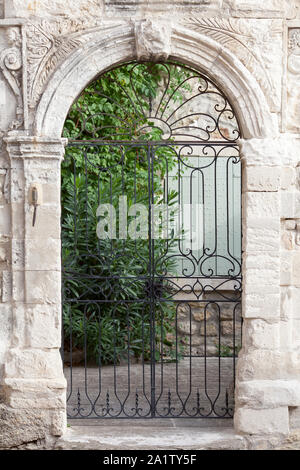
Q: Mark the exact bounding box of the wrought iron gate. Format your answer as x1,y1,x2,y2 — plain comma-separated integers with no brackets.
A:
61,62,242,419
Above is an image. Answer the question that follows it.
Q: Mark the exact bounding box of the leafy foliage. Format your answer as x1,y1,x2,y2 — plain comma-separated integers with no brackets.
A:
62,63,189,365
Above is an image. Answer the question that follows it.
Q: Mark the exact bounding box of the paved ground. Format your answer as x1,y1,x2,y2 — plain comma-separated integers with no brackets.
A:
64,357,236,419
61,359,300,450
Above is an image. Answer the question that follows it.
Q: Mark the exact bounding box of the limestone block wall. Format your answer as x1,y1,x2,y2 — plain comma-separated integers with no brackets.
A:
0,0,299,449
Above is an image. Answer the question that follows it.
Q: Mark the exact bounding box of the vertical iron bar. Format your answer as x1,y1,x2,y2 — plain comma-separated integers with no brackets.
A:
148,142,156,417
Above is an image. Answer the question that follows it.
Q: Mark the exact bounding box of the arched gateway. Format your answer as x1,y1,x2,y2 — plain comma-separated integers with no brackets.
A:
2,17,291,446
61,61,242,419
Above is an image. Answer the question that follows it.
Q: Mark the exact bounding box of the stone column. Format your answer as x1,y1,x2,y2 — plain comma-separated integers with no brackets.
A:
234,136,300,440
0,134,67,448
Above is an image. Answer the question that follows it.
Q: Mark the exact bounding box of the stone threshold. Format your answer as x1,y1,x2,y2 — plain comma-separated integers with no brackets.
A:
49,418,287,450
54,426,244,450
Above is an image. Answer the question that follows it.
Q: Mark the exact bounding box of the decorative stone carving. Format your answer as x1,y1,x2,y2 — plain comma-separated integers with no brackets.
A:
0,1,300,448
27,19,95,108
25,0,106,108
26,15,172,106
224,0,298,19
287,28,300,133
5,0,297,20
184,17,282,111
134,18,171,62
296,223,300,246
0,168,8,204
288,29,300,73
0,27,23,130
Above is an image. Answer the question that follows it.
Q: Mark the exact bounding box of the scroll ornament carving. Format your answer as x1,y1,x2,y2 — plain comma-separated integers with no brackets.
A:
0,27,23,130
27,15,171,108
287,29,300,132
288,29,300,75
184,17,281,109
27,19,90,108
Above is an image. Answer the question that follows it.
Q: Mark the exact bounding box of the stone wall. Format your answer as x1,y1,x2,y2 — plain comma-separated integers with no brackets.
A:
177,297,242,357
0,0,300,449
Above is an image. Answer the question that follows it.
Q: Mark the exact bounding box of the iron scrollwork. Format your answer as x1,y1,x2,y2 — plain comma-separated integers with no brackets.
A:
62,62,242,420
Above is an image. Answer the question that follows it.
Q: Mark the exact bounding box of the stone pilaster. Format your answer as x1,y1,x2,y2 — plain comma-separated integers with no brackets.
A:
0,134,67,448
234,136,300,437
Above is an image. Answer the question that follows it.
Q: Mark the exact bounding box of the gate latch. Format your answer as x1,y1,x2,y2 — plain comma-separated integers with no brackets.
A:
29,183,42,227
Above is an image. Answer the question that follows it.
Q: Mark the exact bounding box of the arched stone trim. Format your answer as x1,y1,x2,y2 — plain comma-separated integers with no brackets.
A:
34,23,276,141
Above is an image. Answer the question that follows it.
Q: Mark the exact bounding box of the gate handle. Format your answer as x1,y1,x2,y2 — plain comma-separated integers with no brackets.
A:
29,184,42,227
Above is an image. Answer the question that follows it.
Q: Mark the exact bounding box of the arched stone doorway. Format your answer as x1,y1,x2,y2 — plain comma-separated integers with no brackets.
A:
2,21,290,447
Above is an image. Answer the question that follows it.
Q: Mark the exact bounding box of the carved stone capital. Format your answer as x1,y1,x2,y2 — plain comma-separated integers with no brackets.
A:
4,135,68,161
134,18,171,62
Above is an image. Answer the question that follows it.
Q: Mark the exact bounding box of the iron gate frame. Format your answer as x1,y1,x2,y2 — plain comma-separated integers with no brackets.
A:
61,60,242,419
62,138,242,420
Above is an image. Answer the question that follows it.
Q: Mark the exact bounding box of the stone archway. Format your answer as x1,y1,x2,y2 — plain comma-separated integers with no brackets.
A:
35,23,273,139
1,20,295,448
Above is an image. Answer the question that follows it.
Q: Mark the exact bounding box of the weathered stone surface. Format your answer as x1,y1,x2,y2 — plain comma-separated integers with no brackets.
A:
0,0,299,449
177,300,242,355
135,19,171,61
0,303,12,376
292,253,300,287
242,292,280,320
289,407,300,430
177,320,198,335
53,424,247,451
4,349,64,379
242,217,280,252
234,406,289,435
244,192,280,218
237,350,300,381
243,166,281,192
281,230,294,251
200,323,218,336
25,270,61,304
281,250,293,285
4,377,66,409
287,27,300,133
192,309,212,322
51,410,66,437
280,192,299,219
239,138,285,167
236,380,300,408
25,206,61,240
281,167,295,190
0,404,50,449
242,319,280,351
12,304,61,349
25,238,61,271
190,335,202,346
221,320,241,336
281,287,300,320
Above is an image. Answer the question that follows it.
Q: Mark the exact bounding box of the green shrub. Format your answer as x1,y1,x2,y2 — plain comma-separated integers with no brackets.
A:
61,63,191,365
